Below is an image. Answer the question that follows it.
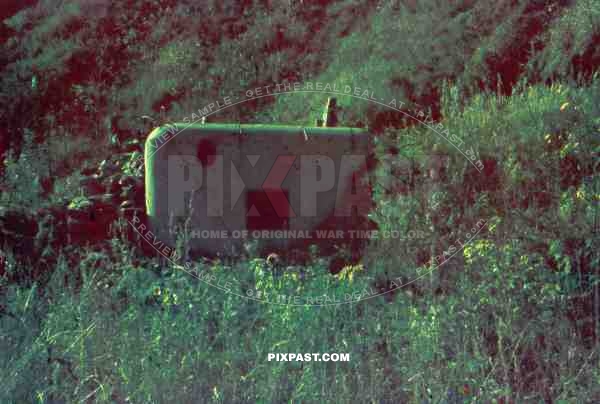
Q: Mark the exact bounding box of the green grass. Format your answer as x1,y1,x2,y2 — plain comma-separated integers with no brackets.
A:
1,1,600,402
2,78,599,403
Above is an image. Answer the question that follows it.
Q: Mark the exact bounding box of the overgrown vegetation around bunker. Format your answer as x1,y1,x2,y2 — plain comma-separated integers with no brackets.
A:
0,0,599,402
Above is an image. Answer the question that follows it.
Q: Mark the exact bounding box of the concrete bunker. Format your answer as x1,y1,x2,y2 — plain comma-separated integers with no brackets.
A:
145,122,373,256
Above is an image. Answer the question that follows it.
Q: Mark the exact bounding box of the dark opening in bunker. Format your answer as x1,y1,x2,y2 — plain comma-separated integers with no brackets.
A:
246,189,290,231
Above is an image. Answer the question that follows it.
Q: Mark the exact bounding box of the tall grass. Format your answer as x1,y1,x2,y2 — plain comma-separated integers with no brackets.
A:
2,77,599,403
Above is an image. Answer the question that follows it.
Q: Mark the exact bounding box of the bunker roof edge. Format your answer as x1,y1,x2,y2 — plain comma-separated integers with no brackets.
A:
145,123,368,147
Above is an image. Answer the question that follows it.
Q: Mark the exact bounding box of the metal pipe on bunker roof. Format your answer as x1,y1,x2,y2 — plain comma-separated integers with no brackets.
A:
324,97,338,127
